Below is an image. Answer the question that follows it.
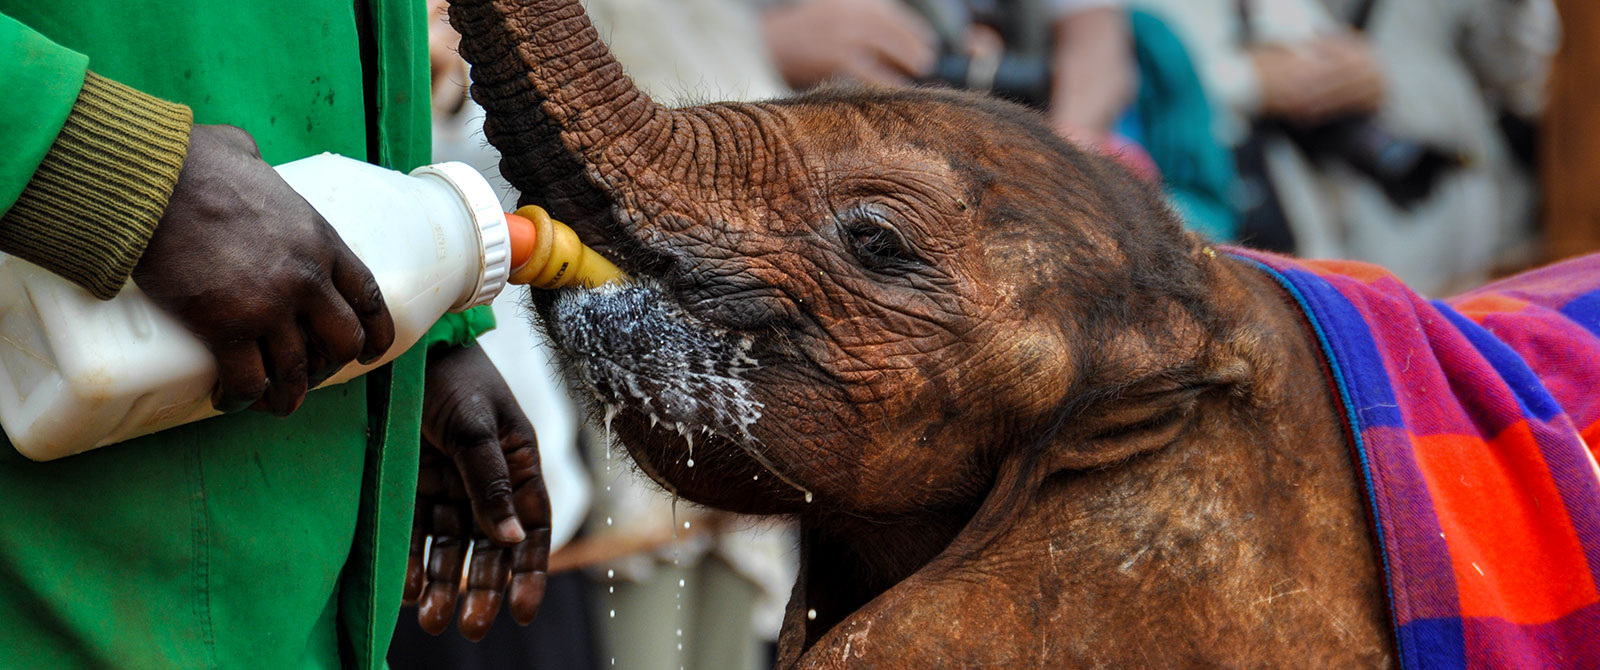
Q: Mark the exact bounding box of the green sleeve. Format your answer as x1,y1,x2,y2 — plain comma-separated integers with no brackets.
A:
420,306,498,351
0,12,85,213
0,13,193,299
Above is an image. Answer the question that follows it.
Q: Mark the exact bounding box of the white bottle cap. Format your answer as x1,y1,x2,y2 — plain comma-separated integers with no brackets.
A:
409,161,512,311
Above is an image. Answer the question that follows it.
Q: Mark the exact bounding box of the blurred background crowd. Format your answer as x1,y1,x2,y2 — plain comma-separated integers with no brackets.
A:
394,0,1591,668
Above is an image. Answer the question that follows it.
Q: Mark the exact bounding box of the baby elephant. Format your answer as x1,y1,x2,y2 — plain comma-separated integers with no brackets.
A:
449,0,1600,667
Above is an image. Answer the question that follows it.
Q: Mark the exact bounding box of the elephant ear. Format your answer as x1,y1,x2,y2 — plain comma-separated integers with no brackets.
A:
448,0,676,232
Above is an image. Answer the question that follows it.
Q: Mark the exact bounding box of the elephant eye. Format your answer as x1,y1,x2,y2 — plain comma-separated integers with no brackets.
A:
838,207,921,273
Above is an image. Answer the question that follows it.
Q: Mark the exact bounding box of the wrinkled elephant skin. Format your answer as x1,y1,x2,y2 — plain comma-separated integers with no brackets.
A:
449,1,1393,667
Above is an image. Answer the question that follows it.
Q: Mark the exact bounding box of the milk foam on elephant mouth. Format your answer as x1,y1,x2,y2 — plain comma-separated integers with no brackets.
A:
548,280,765,446
548,280,814,501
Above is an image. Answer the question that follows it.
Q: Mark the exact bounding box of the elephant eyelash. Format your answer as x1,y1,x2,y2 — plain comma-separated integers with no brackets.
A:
1083,384,1212,444
1085,404,1191,443
837,207,923,273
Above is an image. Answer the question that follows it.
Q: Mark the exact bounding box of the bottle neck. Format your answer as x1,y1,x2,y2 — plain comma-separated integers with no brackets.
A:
408,162,513,311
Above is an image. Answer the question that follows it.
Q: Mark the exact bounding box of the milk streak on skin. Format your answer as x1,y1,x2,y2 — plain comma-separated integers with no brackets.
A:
548,281,812,501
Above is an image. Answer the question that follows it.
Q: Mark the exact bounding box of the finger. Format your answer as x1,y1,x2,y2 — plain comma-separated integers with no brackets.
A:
407,449,448,605
508,449,552,531
409,447,454,604
870,36,935,82
417,446,449,496
303,284,365,386
963,24,1004,59
1308,78,1375,120
328,243,394,365
503,428,551,625
453,434,527,546
458,540,513,641
872,45,934,83
211,342,269,413
494,397,551,529
257,326,309,417
846,57,915,87
417,499,471,635
508,529,551,625
482,400,548,624
873,3,937,77
1315,33,1368,62
404,502,429,605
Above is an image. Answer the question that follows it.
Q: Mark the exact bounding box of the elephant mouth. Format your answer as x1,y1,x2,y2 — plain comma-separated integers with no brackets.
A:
544,280,765,444
537,280,814,501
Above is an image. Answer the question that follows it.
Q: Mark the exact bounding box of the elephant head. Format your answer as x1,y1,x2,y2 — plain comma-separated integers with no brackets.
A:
450,1,1391,666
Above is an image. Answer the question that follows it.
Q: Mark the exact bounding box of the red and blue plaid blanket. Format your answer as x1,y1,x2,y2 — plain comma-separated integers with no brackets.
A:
1232,249,1600,669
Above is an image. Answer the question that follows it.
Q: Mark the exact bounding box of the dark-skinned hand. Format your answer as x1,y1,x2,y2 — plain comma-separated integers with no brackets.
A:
131,124,395,416
406,344,551,641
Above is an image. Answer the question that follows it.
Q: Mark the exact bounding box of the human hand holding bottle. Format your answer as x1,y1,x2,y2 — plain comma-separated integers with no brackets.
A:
131,124,396,416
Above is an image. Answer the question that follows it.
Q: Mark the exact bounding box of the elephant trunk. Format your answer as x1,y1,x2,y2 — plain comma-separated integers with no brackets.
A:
448,0,676,230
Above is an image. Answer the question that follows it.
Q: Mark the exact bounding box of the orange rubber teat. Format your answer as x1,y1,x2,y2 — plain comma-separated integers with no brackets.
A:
504,205,626,289
506,213,539,270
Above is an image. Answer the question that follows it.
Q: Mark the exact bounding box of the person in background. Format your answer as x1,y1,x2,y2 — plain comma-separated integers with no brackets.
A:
759,0,938,89
760,0,1239,239
1047,1,1141,150
760,0,1138,154
1138,0,1557,294
0,2,549,667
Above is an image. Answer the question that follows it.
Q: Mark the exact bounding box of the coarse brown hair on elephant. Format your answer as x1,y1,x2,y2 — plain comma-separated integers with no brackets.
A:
448,0,1392,666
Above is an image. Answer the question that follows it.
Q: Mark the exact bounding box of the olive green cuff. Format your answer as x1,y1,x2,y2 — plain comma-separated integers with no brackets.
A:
0,71,192,299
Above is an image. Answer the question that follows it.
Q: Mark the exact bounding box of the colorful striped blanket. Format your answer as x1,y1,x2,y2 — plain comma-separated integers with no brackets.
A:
1230,249,1600,669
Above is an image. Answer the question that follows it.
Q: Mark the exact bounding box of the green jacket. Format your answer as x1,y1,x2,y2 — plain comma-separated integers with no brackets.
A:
0,2,474,667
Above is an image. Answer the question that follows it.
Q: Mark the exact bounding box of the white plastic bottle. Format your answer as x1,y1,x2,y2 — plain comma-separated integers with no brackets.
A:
0,154,512,461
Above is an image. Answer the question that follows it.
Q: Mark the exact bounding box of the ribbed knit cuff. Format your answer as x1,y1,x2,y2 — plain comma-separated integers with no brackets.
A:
0,71,192,299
